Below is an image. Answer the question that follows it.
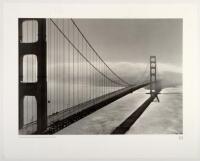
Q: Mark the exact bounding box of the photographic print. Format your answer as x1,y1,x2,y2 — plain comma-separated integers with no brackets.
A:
18,18,182,135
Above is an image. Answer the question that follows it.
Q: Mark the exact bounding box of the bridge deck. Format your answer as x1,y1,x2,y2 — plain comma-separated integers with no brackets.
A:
19,83,149,134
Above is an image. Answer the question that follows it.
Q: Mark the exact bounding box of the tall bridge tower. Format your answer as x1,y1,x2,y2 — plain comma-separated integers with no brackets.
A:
18,18,47,133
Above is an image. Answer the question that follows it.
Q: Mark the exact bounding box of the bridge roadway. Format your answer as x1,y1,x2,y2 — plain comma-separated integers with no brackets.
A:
20,82,149,134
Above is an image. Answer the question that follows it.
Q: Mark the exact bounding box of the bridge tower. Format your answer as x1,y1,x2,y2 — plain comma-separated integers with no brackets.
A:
150,56,159,102
18,18,47,133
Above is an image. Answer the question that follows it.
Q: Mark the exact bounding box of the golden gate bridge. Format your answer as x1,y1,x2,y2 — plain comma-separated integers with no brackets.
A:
18,18,161,135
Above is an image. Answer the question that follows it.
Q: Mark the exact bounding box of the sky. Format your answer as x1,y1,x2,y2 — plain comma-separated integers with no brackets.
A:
72,19,183,87
74,19,182,67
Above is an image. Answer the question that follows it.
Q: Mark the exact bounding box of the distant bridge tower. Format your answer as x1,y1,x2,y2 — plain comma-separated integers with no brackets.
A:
150,56,159,102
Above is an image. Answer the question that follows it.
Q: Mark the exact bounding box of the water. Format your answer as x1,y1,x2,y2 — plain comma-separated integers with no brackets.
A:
56,87,182,134
127,86,182,134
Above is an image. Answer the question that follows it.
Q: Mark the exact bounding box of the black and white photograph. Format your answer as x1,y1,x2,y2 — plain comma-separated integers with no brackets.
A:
18,18,182,135
3,1,200,160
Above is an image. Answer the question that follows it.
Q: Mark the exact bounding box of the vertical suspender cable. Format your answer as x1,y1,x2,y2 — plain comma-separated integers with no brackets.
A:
26,21,28,127
77,28,80,105
85,42,87,101
62,19,65,122
49,19,52,126
53,19,56,124
58,19,60,115
72,21,75,108
68,20,70,110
